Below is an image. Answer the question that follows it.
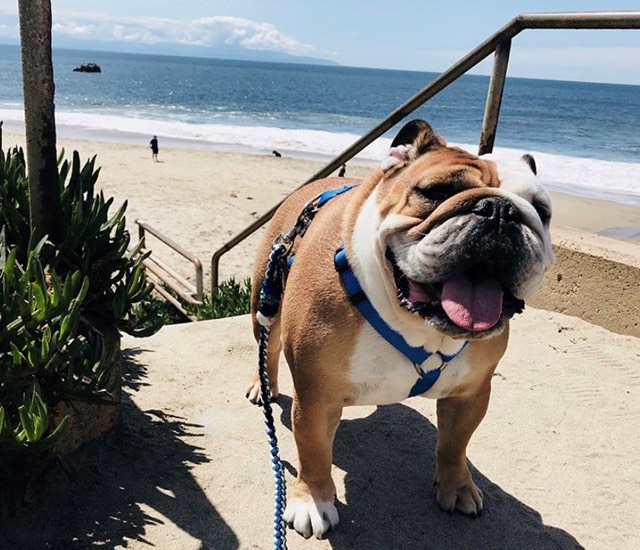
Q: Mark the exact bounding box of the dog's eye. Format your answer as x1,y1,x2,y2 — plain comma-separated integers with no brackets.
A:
532,199,551,224
415,185,455,203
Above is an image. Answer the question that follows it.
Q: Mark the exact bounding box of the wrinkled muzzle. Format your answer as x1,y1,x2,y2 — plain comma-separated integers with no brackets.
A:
387,195,548,337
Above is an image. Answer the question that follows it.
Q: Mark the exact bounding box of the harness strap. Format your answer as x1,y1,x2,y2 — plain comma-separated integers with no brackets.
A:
334,245,468,397
257,184,356,325
334,247,432,365
315,184,354,207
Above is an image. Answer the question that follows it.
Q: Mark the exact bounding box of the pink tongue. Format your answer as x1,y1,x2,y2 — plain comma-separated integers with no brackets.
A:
441,274,503,332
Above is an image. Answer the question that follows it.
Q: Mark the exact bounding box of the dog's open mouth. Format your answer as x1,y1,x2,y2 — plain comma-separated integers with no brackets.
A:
387,249,524,334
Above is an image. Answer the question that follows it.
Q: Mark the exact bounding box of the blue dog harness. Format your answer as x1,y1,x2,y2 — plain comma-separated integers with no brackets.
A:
334,245,468,397
258,183,468,398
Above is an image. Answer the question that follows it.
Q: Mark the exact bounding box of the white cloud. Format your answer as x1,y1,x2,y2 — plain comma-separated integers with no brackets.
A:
49,12,321,56
0,9,320,56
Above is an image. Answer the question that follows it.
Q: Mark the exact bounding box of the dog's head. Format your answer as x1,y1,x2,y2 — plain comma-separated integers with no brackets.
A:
351,119,554,340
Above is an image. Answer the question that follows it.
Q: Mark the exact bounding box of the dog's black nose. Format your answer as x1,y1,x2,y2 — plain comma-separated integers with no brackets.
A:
472,197,519,223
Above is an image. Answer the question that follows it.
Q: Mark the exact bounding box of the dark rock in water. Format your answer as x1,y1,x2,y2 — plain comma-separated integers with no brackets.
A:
73,63,101,73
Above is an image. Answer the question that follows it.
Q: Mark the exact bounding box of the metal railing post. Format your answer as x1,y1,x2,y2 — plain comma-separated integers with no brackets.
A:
136,219,204,304
138,221,145,243
479,39,512,156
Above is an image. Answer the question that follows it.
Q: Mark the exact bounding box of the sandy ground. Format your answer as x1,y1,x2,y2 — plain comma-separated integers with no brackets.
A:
1,133,639,549
3,132,640,289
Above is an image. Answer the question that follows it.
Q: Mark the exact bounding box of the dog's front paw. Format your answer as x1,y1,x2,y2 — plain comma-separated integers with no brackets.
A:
434,463,482,517
245,378,279,405
435,478,483,516
284,497,339,539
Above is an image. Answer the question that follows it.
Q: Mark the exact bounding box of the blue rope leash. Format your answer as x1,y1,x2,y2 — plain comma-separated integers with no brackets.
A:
257,244,289,550
258,325,288,549
255,186,355,548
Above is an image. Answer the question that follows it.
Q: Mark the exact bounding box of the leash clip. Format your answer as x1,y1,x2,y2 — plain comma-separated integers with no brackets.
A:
272,232,294,255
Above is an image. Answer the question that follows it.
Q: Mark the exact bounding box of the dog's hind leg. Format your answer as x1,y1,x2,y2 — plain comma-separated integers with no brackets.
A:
246,315,282,404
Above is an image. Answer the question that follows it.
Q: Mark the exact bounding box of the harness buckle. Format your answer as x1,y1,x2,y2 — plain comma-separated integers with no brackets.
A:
295,210,315,237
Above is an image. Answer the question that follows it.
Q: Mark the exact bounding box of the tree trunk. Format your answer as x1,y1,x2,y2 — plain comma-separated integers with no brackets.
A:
17,0,63,246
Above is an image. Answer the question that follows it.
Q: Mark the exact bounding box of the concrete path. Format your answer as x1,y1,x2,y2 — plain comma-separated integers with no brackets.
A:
2,309,639,549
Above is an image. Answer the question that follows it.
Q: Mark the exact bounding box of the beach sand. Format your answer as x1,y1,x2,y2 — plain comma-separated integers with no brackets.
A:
3,131,639,289
1,132,639,549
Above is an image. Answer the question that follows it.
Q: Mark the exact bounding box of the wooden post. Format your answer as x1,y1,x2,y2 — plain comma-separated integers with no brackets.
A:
18,0,64,246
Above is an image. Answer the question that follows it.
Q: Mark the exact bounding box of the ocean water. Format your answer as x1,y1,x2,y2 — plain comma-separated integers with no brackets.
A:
0,44,639,205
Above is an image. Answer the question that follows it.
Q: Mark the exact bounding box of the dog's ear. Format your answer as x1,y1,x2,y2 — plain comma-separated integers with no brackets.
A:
382,119,447,170
521,154,537,175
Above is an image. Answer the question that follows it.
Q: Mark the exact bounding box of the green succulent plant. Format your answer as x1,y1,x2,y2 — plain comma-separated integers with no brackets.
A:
0,141,161,507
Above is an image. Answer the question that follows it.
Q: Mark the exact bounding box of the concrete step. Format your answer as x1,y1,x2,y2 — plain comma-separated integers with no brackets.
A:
3,309,639,549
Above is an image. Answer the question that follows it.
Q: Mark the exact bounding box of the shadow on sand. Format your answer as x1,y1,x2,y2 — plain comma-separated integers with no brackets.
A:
276,394,583,550
0,349,239,550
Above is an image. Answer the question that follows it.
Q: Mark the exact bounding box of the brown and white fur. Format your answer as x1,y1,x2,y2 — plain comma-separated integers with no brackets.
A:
246,120,554,539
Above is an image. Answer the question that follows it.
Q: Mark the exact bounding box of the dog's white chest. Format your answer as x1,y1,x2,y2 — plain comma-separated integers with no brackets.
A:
347,325,470,405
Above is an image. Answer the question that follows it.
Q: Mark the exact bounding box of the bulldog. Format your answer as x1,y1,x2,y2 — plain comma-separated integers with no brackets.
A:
246,119,554,539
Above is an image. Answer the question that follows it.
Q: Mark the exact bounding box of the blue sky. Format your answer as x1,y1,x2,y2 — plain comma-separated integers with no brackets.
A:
1,1,639,83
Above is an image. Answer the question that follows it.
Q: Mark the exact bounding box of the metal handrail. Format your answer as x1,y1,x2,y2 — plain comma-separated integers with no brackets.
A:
210,11,640,296
137,219,204,303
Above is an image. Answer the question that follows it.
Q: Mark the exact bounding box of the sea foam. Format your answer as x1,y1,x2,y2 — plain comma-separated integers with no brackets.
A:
1,108,638,206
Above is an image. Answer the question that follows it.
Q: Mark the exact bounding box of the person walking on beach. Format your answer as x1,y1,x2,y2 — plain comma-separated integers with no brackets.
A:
338,164,346,177
150,135,159,162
